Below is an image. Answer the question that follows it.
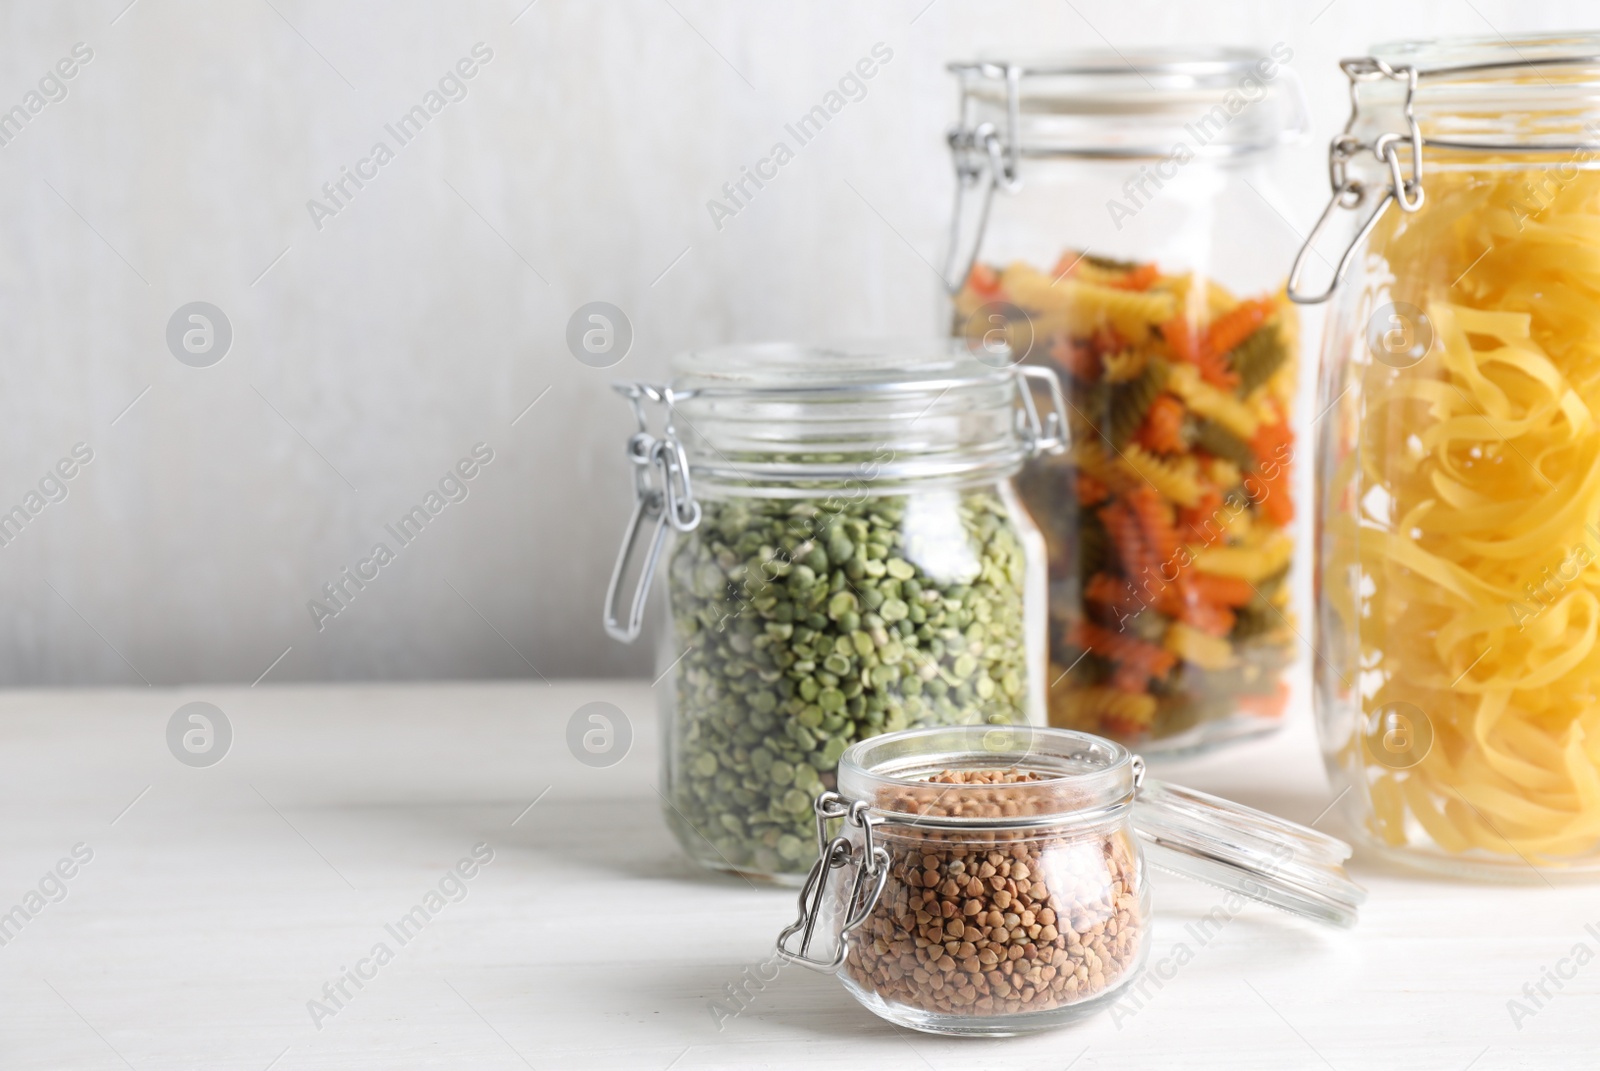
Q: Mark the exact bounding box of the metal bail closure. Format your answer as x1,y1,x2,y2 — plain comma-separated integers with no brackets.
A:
1014,364,1070,457
602,383,702,644
1132,776,1367,929
943,62,1023,294
1288,57,1425,305
776,792,891,972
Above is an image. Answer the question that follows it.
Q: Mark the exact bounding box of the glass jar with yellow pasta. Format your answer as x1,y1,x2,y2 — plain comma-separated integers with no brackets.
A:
1296,35,1600,877
944,52,1309,755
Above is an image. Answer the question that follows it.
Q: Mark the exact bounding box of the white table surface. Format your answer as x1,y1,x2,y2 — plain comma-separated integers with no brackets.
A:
0,679,1594,1070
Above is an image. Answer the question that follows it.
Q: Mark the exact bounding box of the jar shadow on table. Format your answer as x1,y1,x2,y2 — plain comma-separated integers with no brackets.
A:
654,909,1331,1043
604,958,992,1044
672,958,867,1027
1143,889,1330,953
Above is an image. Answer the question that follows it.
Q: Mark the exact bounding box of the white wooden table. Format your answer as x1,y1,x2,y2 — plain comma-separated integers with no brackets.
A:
0,680,1594,1070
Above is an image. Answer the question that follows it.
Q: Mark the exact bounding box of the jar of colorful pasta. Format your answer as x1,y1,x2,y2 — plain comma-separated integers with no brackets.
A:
601,342,1068,883
944,52,1309,753
1295,34,1600,878
774,724,1365,1036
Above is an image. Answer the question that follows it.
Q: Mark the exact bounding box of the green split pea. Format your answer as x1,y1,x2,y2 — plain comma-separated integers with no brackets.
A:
662,488,1031,878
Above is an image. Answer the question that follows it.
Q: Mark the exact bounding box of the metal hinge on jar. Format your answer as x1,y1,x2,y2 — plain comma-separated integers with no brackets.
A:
1286,58,1424,304
1014,364,1069,457
1288,52,1600,304
775,791,890,972
944,62,1024,295
602,383,702,644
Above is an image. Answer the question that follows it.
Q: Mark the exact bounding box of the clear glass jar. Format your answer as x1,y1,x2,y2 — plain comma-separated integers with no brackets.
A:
1298,34,1600,878
775,724,1364,1036
602,342,1069,883
942,52,1309,756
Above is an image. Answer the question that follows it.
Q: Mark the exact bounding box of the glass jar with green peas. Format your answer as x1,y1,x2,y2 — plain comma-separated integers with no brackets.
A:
603,341,1068,883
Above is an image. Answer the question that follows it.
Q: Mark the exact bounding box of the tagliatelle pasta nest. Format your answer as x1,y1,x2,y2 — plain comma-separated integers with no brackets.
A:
1330,164,1600,863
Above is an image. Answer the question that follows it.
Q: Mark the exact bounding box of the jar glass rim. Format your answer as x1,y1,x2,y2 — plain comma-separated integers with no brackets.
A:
949,47,1281,82
836,725,1135,827
1357,33,1600,154
1371,31,1600,75
949,47,1309,159
667,339,1012,393
662,339,1050,490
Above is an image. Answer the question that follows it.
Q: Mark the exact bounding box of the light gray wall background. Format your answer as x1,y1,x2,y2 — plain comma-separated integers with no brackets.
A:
0,0,1587,685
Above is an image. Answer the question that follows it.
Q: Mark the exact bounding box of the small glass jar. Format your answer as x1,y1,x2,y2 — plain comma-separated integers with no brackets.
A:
1296,35,1600,878
775,725,1364,1036
602,342,1069,883
942,52,1309,755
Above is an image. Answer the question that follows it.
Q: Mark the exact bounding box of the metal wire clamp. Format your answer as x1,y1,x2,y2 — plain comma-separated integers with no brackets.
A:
602,383,702,643
775,791,890,973
943,63,1023,294
1287,57,1427,305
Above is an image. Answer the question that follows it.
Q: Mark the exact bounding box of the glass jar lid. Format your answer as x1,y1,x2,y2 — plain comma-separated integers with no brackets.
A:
835,725,1365,928
942,49,1309,291
599,341,1066,643
1132,779,1365,929
948,49,1310,162
660,339,1066,491
1368,33,1600,150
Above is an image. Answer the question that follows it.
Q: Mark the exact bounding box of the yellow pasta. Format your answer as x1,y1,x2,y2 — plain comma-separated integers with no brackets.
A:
1203,279,1240,317
1069,258,1135,287
999,263,1177,333
1218,503,1255,542
1344,162,1600,865
1065,280,1178,325
1207,457,1243,490
1167,363,1261,439
996,262,1075,311
1116,443,1202,506
1049,686,1158,732
1191,532,1293,581
1072,439,1131,493
1165,623,1236,670
1170,272,1239,319
1102,349,1148,383
1251,392,1283,425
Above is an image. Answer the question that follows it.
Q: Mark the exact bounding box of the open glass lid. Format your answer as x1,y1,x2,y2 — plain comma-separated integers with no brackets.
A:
836,726,1366,929
1134,775,1366,928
